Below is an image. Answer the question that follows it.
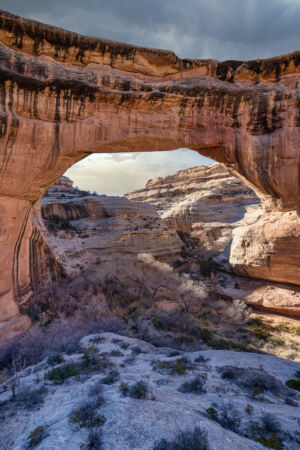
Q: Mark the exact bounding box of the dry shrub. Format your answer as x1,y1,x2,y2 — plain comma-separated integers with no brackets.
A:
0,315,125,372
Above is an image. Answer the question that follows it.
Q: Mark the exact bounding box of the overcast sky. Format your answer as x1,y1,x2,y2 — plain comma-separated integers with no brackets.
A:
1,0,299,194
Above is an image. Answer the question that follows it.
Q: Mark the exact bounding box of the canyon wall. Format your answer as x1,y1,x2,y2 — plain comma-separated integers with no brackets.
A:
126,163,260,255
0,10,300,336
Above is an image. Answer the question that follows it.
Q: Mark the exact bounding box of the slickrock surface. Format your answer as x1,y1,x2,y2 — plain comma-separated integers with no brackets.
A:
41,187,183,278
126,163,260,255
0,10,300,334
1,333,299,449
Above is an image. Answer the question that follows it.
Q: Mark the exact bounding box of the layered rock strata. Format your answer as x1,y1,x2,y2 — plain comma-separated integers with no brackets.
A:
0,10,300,334
126,163,260,255
41,187,183,278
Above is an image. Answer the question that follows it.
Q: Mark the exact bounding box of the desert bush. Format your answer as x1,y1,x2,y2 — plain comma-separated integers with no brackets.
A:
285,379,300,391
152,357,193,376
178,376,206,394
47,352,64,366
246,416,283,450
153,425,208,450
221,368,236,380
284,396,298,406
194,355,209,363
218,366,287,396
225,299,250,323
86,428,103,449
89,381,105,399
128,380,149,399
196,328,212,345
119,382,129,397
109,350,124,357
70,399,106,429
101,370,120,385
0,315,125,373
45,363,80,384
206,403,240,432
245,403,253,414
260,414,281,433
27,425,49,448
205,407,218,421
15,385,47,410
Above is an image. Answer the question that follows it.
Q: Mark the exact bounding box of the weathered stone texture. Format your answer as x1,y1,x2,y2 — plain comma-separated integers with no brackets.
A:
0,10,300,335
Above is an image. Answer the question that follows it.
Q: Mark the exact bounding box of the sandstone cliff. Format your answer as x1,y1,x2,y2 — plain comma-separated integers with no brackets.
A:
42,186,183,279
0,9,300,336
126,163,260,255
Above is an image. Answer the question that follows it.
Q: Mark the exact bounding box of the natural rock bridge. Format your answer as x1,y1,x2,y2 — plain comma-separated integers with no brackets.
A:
0,10,299,338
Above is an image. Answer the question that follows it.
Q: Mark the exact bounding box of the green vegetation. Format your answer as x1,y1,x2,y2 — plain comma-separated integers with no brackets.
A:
247,420,282,450
70,405,106,429
45,363,80,384
128,380,149,399
152,357,193,376
205,407,218,421
285,379,300,391
27,425,49,448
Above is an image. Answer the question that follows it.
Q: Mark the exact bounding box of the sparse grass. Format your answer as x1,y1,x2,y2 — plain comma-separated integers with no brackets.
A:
153,425,208,450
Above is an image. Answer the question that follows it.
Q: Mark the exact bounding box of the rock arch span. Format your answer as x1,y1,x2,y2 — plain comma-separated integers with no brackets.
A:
0,10,299,338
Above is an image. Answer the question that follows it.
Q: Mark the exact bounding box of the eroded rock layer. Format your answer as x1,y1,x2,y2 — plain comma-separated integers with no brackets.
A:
126,163,260,255
41,187,183,278
0,10,300,334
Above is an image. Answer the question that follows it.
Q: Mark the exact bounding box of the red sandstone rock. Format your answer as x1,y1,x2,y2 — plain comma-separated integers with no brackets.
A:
0,10,300,336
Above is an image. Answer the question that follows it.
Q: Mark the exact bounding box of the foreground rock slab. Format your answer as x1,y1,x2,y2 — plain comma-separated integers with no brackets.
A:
0,333,299,449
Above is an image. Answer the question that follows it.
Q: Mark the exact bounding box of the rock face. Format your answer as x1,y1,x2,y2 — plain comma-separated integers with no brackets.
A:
48,175,74,192
1,332,299,449
0,10,300,333
126,163,260,255
41,185,183,278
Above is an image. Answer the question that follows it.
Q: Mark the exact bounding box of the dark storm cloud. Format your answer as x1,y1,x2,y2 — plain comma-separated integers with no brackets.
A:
1,0,300,60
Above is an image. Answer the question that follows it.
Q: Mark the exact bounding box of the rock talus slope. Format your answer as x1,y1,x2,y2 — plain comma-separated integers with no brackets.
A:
0,10,300,333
